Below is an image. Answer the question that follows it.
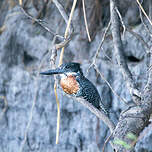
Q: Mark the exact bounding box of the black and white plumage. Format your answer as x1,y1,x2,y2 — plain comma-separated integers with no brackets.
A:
75,74,108,114
40,62,108,114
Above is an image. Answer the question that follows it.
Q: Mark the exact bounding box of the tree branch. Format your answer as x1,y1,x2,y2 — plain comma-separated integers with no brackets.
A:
138,1,152,38
136,0,152,26
126,28,150,51
20,6,64,39
87,20,111,74
110,1,152,151
82,0,91,42
94,64,128,105
110,0,141,105
67,96,115,133
52,0,74,35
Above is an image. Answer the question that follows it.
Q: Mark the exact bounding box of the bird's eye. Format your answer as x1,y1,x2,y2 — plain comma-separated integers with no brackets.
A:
65,65,70,69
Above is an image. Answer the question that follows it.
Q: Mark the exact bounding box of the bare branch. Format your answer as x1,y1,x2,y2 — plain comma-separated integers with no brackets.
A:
102,133,113,152
50,35,61,145
136,0,152,26
94,64,128,104
19,18,68,150
59,0,77,65
48,0,76,143
126,28,150,51
19,0,22,5
20,6,64,39
55,37,71,50
62,95,115,150
34,0,49,20
112,5,150,53
52,0,74,35
68,96,115,133
82,0,91,42
115,8,126,38
87,21,111,74
138,2,152,38
110,0,141,104
109,1,152,151
0,25,6,34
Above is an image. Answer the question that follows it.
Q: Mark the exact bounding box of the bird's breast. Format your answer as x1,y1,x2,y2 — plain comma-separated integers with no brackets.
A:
60,75,79,95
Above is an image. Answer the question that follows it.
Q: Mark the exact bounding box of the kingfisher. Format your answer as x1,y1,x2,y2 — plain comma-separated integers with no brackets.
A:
40,62,108,114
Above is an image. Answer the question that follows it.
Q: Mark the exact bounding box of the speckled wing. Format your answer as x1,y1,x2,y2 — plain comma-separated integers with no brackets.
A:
75,75,108,114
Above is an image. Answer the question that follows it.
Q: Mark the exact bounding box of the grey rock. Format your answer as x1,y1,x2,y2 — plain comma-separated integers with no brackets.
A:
0,2,152,152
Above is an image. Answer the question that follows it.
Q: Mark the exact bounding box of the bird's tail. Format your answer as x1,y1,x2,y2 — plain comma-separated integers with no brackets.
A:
99,104,109,115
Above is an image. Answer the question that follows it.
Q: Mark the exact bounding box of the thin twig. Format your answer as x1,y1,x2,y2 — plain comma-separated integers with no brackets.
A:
94,64,128,104
48,28,61,144
87,21,111,74
34,0,49,20
51,0,77,143
138,2,152,37
126,28,150,51
102,133,113,152
19,0,22,5
20,6,64,39
54,82,60,144
100,48,114,64
59,0,77,65
115,5,150,52
0,25,6,35
0,96,8,121
52,0,73,33
93,21,111,63
115,7,126,38
50,36,61,144
136,0,152,26
82,0,91,42
55,38,71,50
49,0,76,143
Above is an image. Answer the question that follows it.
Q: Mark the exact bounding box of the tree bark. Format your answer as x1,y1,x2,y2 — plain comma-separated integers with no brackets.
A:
110,0,152,151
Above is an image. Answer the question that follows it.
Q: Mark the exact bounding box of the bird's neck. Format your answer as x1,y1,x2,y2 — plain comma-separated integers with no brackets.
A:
60,71,83,79
60,72,76,78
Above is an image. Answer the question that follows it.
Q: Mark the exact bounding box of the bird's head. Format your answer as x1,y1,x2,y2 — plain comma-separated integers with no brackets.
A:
40,62,83,76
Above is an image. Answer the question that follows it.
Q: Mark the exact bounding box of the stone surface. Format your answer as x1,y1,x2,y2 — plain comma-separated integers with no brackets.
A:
0,1,152,152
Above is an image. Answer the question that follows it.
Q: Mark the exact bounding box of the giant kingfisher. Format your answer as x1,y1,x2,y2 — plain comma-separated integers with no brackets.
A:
40,62,108,114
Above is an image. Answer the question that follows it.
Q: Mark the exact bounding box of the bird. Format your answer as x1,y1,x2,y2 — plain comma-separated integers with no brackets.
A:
40,62,108,114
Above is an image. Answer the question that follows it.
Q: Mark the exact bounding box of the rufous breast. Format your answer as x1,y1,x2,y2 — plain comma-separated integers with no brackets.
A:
60,75,79,94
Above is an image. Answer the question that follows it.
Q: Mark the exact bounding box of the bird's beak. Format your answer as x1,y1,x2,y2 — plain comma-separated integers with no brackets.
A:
40,68,64,75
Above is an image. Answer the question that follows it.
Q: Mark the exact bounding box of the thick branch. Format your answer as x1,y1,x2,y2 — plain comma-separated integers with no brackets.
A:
69,96,115,133
113,106,150,151
110,0,141,104
110,1,152,151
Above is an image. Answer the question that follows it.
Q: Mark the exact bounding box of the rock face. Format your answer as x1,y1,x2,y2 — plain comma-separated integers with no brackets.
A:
0,1,152,152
